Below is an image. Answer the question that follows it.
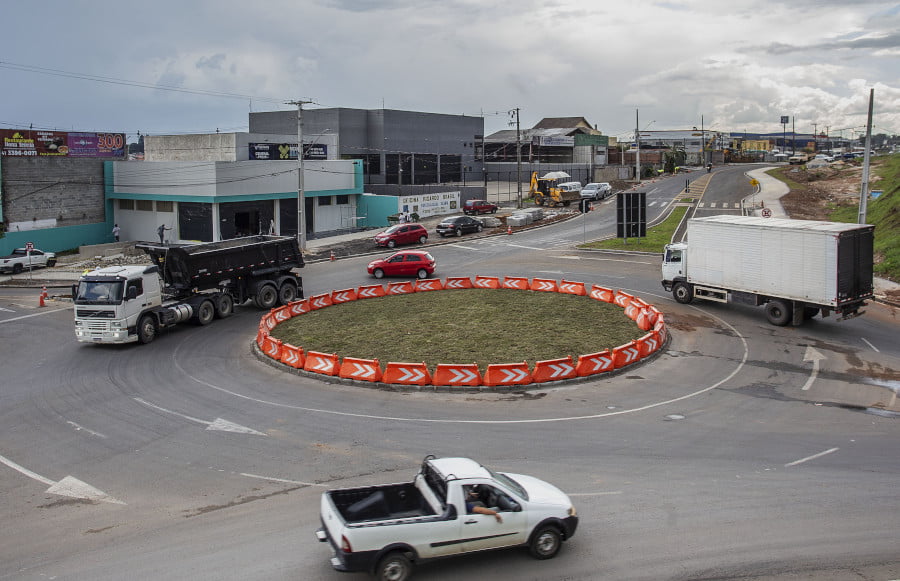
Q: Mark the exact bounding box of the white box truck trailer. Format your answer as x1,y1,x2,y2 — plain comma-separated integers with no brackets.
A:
661,216,874,326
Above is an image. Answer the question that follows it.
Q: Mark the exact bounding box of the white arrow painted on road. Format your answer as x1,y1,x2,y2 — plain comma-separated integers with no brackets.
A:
0,454,125,504
134,398,267,436
449,368,479,383
801,346,826,391
500,368,529,382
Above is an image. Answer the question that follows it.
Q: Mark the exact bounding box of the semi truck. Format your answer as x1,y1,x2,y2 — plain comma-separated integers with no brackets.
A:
73,235,304,344
661,216,874,326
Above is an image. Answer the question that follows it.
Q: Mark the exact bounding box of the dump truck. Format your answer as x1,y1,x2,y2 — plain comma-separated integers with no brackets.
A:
661,216,873,326
529,171,581,207
73,235,304,344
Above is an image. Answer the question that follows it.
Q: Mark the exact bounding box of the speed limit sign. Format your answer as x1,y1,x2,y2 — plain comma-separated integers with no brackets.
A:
761,208,772,218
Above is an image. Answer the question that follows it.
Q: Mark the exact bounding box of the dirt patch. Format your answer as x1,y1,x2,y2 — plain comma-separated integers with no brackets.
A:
779,163,868,221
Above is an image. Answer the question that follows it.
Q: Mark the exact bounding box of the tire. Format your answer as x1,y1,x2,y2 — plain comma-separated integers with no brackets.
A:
417,268,428,279
476,224,483,232
803,306,820,320
137,314,158,345
765,299,792,326
278,281,298,305
215,293,234,319
46,259,57,267
387,240,396,249
491,208,497,214
672,282,693,304
455,229,462,237
376,552,413,581
536,196,544,206
195,300,215,326
529,525,562,560
418,236,427,244
12,263,23,274
255,284,278,310
373,268,385,279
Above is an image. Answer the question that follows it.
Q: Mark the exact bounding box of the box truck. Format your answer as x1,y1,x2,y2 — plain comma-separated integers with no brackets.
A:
661,216,874,326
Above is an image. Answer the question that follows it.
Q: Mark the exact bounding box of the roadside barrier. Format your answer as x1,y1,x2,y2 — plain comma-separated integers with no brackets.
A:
257,277,669,388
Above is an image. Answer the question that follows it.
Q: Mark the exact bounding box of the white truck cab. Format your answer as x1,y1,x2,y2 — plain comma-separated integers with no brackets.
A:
74,265,163,344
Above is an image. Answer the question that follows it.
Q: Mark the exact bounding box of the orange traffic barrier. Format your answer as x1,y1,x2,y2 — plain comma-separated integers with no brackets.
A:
473,275,500,289
386,281,415,295
444,277,473,289
331,288,358,304
530,278,557,292
532,356,577,383
382,362,432,385
357,284,386,299
502,276,529,290
309,293,334,310
576,350,614,376
590,284,615,303
339,357,382,382
272,305,292,323
654,319,668,345
613,291,634,308
558,280,587,296
256,327,267,348
630,297,649,310
280,343,305,368
624,302,641,320
432,363,482,387
636,309,653,331
415,279,443,292
304,350,340,376
263,336,282,360
612,341,641,368
264,314,277,331
637,331,661,357
39,292,45,307
645,306,660,326
288,298,310,316
483,361,532,387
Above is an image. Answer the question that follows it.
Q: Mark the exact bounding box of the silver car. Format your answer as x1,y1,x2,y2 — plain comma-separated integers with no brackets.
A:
581,182,612,201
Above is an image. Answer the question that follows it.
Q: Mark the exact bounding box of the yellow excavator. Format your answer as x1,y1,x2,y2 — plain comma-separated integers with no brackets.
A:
529,171,582,206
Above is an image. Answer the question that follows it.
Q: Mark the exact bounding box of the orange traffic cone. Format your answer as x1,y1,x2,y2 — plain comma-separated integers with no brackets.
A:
507,225,512,235
41,286,48,300
39,292,46,308
330,250,336,261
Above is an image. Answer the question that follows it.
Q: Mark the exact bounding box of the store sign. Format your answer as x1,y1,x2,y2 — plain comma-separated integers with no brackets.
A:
249,143,328,160
532,135,575,147
398,191,461,218
0,129,125,157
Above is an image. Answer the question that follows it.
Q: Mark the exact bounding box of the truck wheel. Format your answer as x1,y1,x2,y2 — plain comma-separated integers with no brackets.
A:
672,282,693,304
536,196,544,206
529,525,562,560
376,552,413,581
278,281,298,305
47,259,57,267
765,299,792,326
12,263,23,274
195,300,215,325
215,293,234,319
803,306,820,320
137,315,158,344
255,284,278,310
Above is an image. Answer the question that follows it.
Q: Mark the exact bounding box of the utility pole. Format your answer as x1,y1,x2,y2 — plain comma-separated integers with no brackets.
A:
858,88,875,224
635,109,641,182
813,123,817,152
287,99,312,250
510,108,522,208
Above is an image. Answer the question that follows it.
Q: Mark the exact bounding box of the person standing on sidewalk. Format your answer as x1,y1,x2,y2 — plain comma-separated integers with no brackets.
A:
112,224,121,242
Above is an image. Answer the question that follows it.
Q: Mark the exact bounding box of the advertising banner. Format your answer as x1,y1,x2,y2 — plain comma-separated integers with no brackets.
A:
249,143,327,160
398,191,460,218
1,129,126,157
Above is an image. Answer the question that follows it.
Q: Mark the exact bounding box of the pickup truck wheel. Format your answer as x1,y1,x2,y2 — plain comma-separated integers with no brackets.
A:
137,315,157,344
672,282,693,304
529,525,562,560
278,281,298,305
12,263,23,274
46,259,57,267
215,293,234,319
195,300,215,325
376,552,413,581
765,299,791,326
255,284,278,310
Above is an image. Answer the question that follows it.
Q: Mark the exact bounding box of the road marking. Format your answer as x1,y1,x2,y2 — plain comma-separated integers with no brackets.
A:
0,453,125,504
0,306,14,312
861,337,880,352
801,346,826,391
785,447,839,467
503,243,544,251
240,473,324,487
134,397,267,436
66,421,108,438
551,255,656,265
0,306,71,324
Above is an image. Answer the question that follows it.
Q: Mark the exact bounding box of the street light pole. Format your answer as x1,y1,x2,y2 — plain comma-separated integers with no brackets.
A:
288,99,312,250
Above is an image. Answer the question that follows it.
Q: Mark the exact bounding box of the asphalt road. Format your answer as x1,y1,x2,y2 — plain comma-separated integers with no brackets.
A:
1,168,898,581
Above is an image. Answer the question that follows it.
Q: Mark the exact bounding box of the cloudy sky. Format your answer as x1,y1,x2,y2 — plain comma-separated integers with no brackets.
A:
2,0,899,143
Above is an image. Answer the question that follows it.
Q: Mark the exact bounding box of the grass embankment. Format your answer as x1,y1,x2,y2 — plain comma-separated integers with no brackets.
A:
577,205,688,253
271,290,645,371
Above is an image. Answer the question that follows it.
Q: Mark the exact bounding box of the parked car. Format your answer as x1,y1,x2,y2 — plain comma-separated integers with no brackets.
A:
0,247,57,274
556,182,582,197
436,216,483,237
463,199,499,215
580,182,612,201
367,250,436,279
374,223,428,248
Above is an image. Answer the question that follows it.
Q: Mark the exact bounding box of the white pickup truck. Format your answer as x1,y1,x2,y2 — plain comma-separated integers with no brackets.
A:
0,247,57,274
316,456,578,580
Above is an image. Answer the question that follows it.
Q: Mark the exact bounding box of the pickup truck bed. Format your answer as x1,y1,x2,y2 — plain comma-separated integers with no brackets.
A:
329,483,436,523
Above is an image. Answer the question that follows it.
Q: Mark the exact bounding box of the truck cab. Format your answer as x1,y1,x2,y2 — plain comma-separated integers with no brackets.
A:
661,242,686,285
74,266,162,344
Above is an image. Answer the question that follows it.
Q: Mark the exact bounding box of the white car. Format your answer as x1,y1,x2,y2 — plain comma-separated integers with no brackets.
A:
581,182,612,200
0,247,57,274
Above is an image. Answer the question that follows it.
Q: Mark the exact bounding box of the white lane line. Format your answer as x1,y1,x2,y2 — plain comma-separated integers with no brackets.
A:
240,473,325,487
552,255,656,265
784,447,839,467
0,306,71,324
66,421,108,438
0,453,125,504
0,453,54,485
861,337,880,353
503,243,545,250
449,244,482,251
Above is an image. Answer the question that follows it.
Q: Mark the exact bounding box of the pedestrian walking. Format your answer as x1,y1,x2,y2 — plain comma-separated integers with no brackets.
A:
157,224,171,244
112,224,121,242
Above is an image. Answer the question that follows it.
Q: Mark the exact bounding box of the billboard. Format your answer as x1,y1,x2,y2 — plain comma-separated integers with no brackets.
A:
1,129,126,157
249,143,328,160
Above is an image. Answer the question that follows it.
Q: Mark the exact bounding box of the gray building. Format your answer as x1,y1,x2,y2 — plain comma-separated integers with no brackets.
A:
250,108,485,186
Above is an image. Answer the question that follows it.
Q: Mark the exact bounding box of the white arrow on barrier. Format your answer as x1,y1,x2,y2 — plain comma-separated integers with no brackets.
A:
274,309,289,321
548,363,574,378
290,303,308,315
389,287,408,294
418,282,437,290
283,350,300,365
446,280,466,288
312,297,329,308
622,346,639,363
266,342,279,356
475,280,493,288
560,283,578,293
333,292,352,302
358,288,380,298
449,368,479,383
500,368,529,382
351,363,376,378
644,338,658,352
311,357,332,371
398,368,426,382
591,356,613,372
536,282,555,291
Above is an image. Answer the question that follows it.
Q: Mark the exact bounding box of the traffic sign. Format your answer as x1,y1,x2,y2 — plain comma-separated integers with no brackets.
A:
25,242,34,251
761,208,772,218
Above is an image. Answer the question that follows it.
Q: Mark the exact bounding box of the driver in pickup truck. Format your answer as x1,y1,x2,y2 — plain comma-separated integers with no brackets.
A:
465,485,503,523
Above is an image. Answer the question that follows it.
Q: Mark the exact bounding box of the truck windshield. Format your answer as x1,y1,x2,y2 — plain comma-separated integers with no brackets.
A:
488,469,528,500
75,280,125,305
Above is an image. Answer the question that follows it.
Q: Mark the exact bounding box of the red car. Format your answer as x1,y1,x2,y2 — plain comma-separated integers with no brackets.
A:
463,199,499,215
374,223,429,248
367,250,436,279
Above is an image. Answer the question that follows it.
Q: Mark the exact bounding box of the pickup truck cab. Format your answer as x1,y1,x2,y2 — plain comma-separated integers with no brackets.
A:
0,248,57,274
317,456,578,580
